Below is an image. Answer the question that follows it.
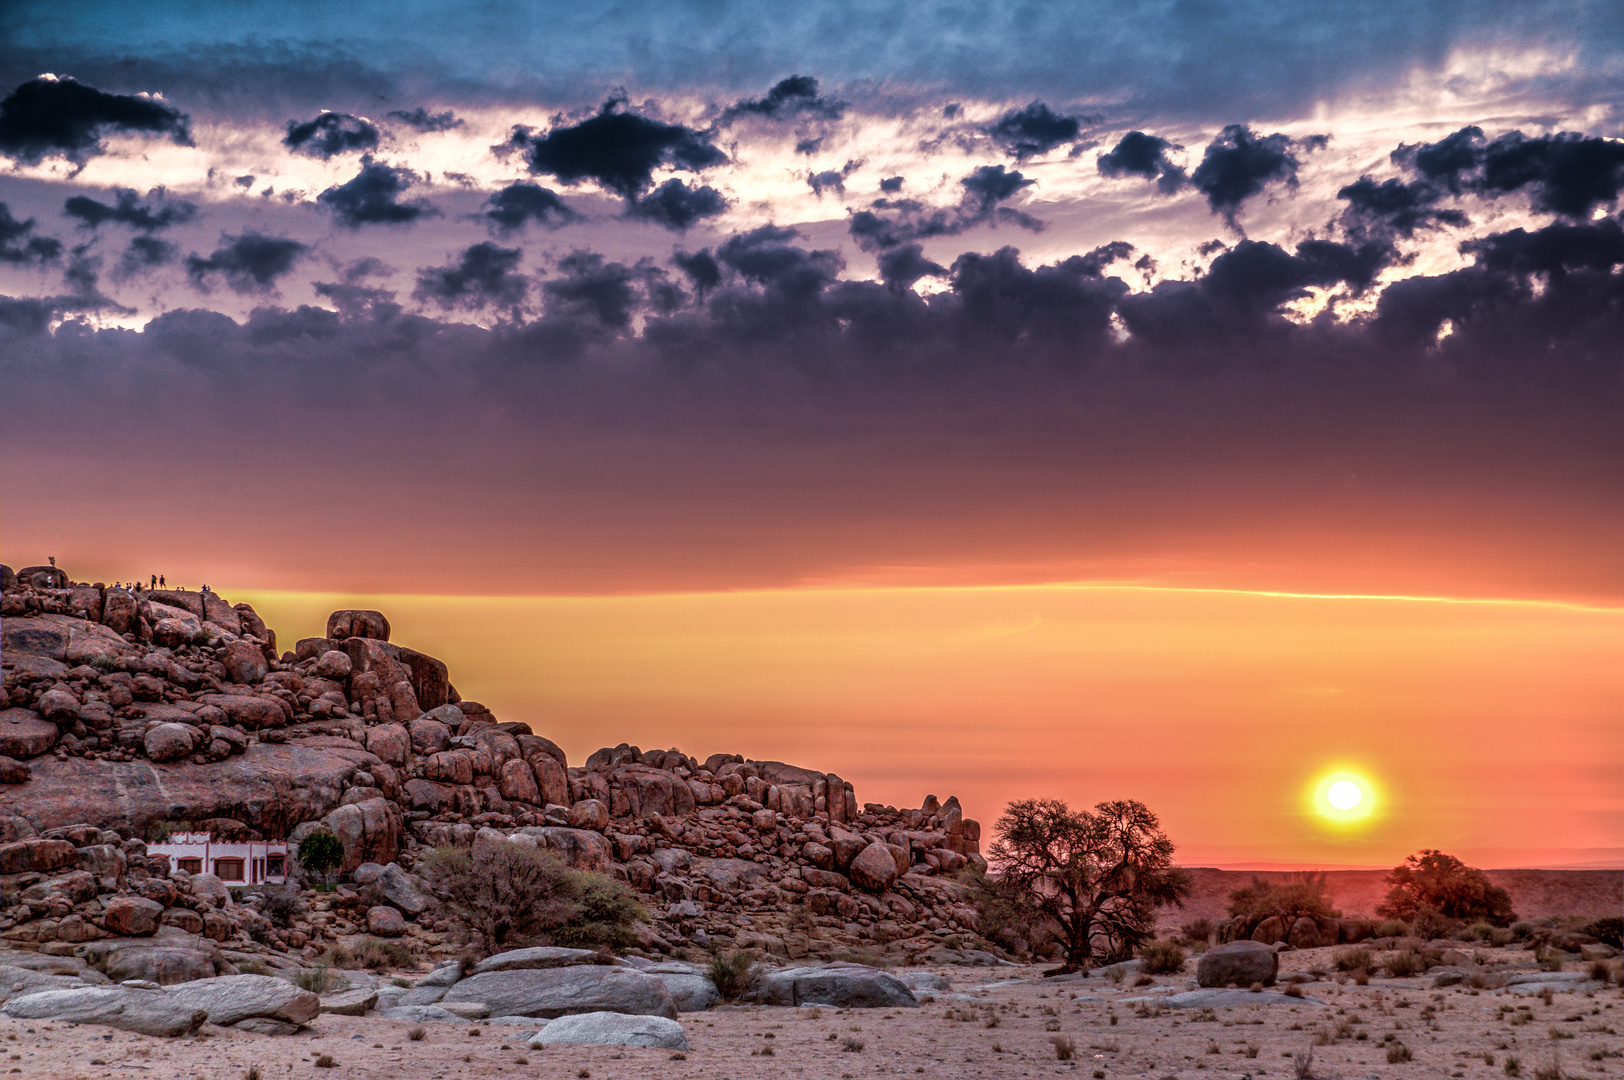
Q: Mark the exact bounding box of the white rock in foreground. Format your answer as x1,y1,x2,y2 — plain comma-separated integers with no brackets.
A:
1,986,207,1037
529,1010,690,1049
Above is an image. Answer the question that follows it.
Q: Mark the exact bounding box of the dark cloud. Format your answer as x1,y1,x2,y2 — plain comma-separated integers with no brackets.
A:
316,159,437,228
387,107,463,133
879,176,905,193
1396,127,1624,219
484,181,579,233
794,137,823,156
987,101,1085,159
717,225,844,300
808,160,862,198
413,241,528,311
0,76,190,165
233,175,255,188
184,233,307,293
313,280,401,319
505,99,726,199
1337,176,1468,239
0,203,64,266
628,178,730,231
118,235,177,276
62,187,197,231
1097,131,1188,194
541,251,645,328
283,111,380,159
1190,124,1323,226
876,242,946,289
849,165,1042,251
720,75,846,124
672,249,722,297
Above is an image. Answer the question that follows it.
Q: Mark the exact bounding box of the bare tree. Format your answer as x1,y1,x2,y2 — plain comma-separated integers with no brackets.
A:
987,798,1190,967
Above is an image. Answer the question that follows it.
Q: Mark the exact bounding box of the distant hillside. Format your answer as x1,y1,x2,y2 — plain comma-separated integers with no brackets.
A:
1159,867,1621,934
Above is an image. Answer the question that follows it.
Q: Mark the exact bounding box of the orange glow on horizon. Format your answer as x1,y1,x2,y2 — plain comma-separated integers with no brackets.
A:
222,581,1623,870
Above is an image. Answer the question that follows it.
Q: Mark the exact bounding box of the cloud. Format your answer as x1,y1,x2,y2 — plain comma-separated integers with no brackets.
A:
316,159,437,227
184,232,307,293
62,187,197,231
484,181,579,233
628,178,730,231
0,202,64,266
413,241,528,311
876,242,946,289
1336,176,1468,239
1190,124,1324,226
987,101,1085,159
1097,131,1188,194
541,251,648,328
717,224,844,300
1395,127,1624,219
118,235,177,276
672,248,722,297
283,111,380,159
879,176,905,193
0,75,190,165
850,164,1041,250
387,106,463,133
808,159,862,198
505,99,726,199
720,75,846,124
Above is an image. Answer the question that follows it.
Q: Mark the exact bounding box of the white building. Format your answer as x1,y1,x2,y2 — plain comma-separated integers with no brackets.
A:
146,832,290,886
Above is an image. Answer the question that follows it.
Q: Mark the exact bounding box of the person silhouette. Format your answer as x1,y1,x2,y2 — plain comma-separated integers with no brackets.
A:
160,576,165,587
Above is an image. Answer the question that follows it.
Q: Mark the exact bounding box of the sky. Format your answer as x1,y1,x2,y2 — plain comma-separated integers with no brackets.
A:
2,1,1621,867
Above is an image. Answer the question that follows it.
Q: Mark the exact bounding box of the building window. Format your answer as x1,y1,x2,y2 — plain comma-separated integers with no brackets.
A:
267,854,285,876
214,858,245,882
177,857,202,874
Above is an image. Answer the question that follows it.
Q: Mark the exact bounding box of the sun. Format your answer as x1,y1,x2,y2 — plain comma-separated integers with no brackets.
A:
1309,768,1379,827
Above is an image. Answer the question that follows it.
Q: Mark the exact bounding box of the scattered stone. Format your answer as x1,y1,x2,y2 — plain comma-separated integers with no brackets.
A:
1196,940,1279,988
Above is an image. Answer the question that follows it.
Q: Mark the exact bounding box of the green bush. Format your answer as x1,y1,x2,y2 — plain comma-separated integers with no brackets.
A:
1333,946,1373,972
1227,871,1340,923
708,950,757,1000
1411,907,1456,941
1377,850,1515,927
1180,918,1215,946
1581,916,1621,948
1376,919,1409,938
297,831,345,889
1139,939,1186,975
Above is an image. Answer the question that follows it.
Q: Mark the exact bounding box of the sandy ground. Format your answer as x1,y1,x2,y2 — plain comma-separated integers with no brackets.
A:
3,948,1620,1080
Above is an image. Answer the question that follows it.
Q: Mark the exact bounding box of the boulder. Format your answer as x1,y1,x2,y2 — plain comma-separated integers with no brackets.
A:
377,1004,472,1024
315,650,353,680
849,842,900,892
639,964,720,1011
327,610,391,641
364,723,410,767
745,963,919,1008
101,897,164,937
1,986,207,1037
319,987,378,1015
441,966,678,1020
470,947,607,974
221,640,268,685
0,838,77,874
0,709,58,759
0,758,28,784
195,693,288,731
371,863,431,916
164,974,320,1027
526,827,613,872
530,1011,689,1050
409,716,452,755
896,972,951,991
499,758,540,803
367,905,408,936
320,797,403,871
1196,940,1279,988
143,723,196,763
566,799,609,831
96,946,218,985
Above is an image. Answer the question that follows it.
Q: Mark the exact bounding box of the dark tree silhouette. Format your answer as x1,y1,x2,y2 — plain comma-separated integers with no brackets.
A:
296,830,345,889
987,798,1191,967
1377,849,1516,927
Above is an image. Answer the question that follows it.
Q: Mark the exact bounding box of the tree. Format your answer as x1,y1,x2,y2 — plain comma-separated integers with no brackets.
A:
297,830,345,890
1228,871,1341,924
420,842,646,956
986,798,1191,967
1376,850,1516,927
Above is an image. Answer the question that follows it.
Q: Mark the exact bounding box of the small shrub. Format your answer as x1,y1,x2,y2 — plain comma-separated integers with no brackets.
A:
1410,907,1456,941
1052,1036,1076,1060
1352,968,1369,985
983,1013,1000,1028
1334,946,1373,972
841,1036,865,1052
351,936,417,970
251,886,305,929
1376,919,1409,938
1587,960,1609,983
1532,1055,1562,1080
292,967,337,994
1283,983,1304,998
1385,950,1423,977
1293,1046,1315,1080
1387,1042,1413,1063
1181,918,1214,945
245,1067,262,1080
1511,922,1537,941
407,1026,426,1042
1505,1057,1521,1076
1580,916,1622,948
708,950,757,1000
313,1054,336,1069
1140,939,1186,975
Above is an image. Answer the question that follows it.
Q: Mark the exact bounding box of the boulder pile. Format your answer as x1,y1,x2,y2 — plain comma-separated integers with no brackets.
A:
0,565,990,967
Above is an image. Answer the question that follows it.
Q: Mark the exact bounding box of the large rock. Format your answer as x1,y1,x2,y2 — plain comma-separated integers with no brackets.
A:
525,827,613,872
95,946,218,985
327,610,390,641
195,693,288,731
0,838,77,874
320,987,379,1015
165,974,320,1027
849,842,900,892
143,723,196,763
470,947,607,974
367,906,407,936
640,964,720,1012
320,797,403,871
221,640,268,684
499,758,540,803
530,1011,689,1050
1,986,207,1037
0,710,58,759
1196,940,1279,988
441,966,678,1020
746,963,919,1008
102,896,164,937
371,863,431,916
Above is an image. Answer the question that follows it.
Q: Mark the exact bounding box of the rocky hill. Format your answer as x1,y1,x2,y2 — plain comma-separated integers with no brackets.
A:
0,563,989,965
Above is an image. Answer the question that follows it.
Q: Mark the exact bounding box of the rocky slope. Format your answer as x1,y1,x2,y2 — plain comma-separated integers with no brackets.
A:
0,564,988,964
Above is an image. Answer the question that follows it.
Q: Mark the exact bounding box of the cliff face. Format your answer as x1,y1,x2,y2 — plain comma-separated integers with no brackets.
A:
0,566,988,960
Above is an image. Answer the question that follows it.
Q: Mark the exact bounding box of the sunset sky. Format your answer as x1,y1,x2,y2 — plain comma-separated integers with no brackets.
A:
3,1,1621,868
